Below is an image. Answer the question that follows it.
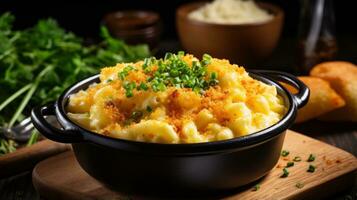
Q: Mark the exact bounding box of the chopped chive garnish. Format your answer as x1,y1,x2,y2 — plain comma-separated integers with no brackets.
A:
307,154,315,162
137,82,149,91
286,162,294,168
252,184,260,191
142,58,151,69
201,53,212,65
125,90,133,98
118,65,136,80
296,182,304,189
293,156,302,162
177,51,185,57
280,168,289,178
118,52,218,98
164,52,173,60
281,150,290,157
307,164,316,173
123,81,136,97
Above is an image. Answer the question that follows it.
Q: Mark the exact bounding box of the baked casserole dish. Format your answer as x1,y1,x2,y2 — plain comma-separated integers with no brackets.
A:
67,53,285,143
31,52,309,194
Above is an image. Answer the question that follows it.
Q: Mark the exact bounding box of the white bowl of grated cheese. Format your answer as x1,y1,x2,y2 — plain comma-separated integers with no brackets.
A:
188,0,274,25
176,0,284,66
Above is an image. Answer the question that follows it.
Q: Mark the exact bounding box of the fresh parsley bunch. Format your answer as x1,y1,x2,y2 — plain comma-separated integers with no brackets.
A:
0,12,150,154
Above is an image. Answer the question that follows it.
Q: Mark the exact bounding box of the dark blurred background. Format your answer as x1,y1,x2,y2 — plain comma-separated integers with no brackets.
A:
0,0,356,68
1,0,355,38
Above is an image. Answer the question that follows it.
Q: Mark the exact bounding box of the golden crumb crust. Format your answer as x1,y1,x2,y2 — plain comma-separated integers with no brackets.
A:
67,54,285,143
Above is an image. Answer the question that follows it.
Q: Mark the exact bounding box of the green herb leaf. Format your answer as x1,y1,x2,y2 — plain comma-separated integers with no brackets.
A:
0,139,17,155
137,52,218,95
0,12,150,154
296,182,304,189
137,82,149,91
280,168,289,178
307,154,315,162
27,130,40,146
293,156,302,162
201,53,212,65
118,65,136,80
210,72,218,80
252,184,260,191
286,161,294,168
307,164,316,173
281,150,290,157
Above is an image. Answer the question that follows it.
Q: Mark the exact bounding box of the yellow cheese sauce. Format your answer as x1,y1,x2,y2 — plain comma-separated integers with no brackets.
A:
67,53,285,143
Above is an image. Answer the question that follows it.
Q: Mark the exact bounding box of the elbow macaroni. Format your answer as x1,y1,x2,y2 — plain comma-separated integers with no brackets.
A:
67,54,285,144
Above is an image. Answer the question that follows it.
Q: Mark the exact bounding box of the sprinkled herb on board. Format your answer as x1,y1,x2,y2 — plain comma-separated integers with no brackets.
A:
252,184,260,191
281,168,289,178
307,164,316,173
293,156,302,162
286,161,294,168
296,182,304,189
277,153,318,178
307,154,316,162
281,150,290,157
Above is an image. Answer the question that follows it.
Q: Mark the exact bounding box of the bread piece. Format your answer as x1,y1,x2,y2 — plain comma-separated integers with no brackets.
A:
283,76,345,123
310,61,357,121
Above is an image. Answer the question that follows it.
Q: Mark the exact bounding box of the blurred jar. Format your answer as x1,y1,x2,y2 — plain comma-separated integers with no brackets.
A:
297,0,337,74
103,11,162,49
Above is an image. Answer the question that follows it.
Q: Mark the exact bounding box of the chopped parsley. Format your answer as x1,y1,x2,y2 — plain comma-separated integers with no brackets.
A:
296,182,304,189
286,161,294,168
281,150,290,157
293,156,302,162
252,184,260,191
307,164,316,173
307,154,315,162
281,168,289,178
118,52,219,97
0,12,150,154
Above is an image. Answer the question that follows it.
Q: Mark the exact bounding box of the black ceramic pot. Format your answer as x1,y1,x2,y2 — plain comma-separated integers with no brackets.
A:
31,70,309,195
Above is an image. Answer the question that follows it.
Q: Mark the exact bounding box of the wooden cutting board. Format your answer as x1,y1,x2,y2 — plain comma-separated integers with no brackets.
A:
32,130,357,200
0,139,70,178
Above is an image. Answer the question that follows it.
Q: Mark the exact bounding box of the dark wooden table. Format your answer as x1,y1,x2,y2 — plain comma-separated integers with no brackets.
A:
0,39,356,200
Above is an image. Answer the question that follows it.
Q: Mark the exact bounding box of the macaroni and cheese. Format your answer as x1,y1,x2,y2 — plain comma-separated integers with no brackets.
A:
67,53,285,143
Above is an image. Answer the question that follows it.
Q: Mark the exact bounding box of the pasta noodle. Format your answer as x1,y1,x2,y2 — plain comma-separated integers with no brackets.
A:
67,53,285,143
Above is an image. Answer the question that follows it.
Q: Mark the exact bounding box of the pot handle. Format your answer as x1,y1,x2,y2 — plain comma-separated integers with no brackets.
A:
31,103,83,143
250,70,310,108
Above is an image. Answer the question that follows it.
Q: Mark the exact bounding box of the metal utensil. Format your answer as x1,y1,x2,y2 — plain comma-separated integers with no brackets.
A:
0,117,33,142
0,116,58,143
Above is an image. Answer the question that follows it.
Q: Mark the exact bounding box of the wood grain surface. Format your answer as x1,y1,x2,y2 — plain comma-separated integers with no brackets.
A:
32,130,357,200
0,139,70,178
